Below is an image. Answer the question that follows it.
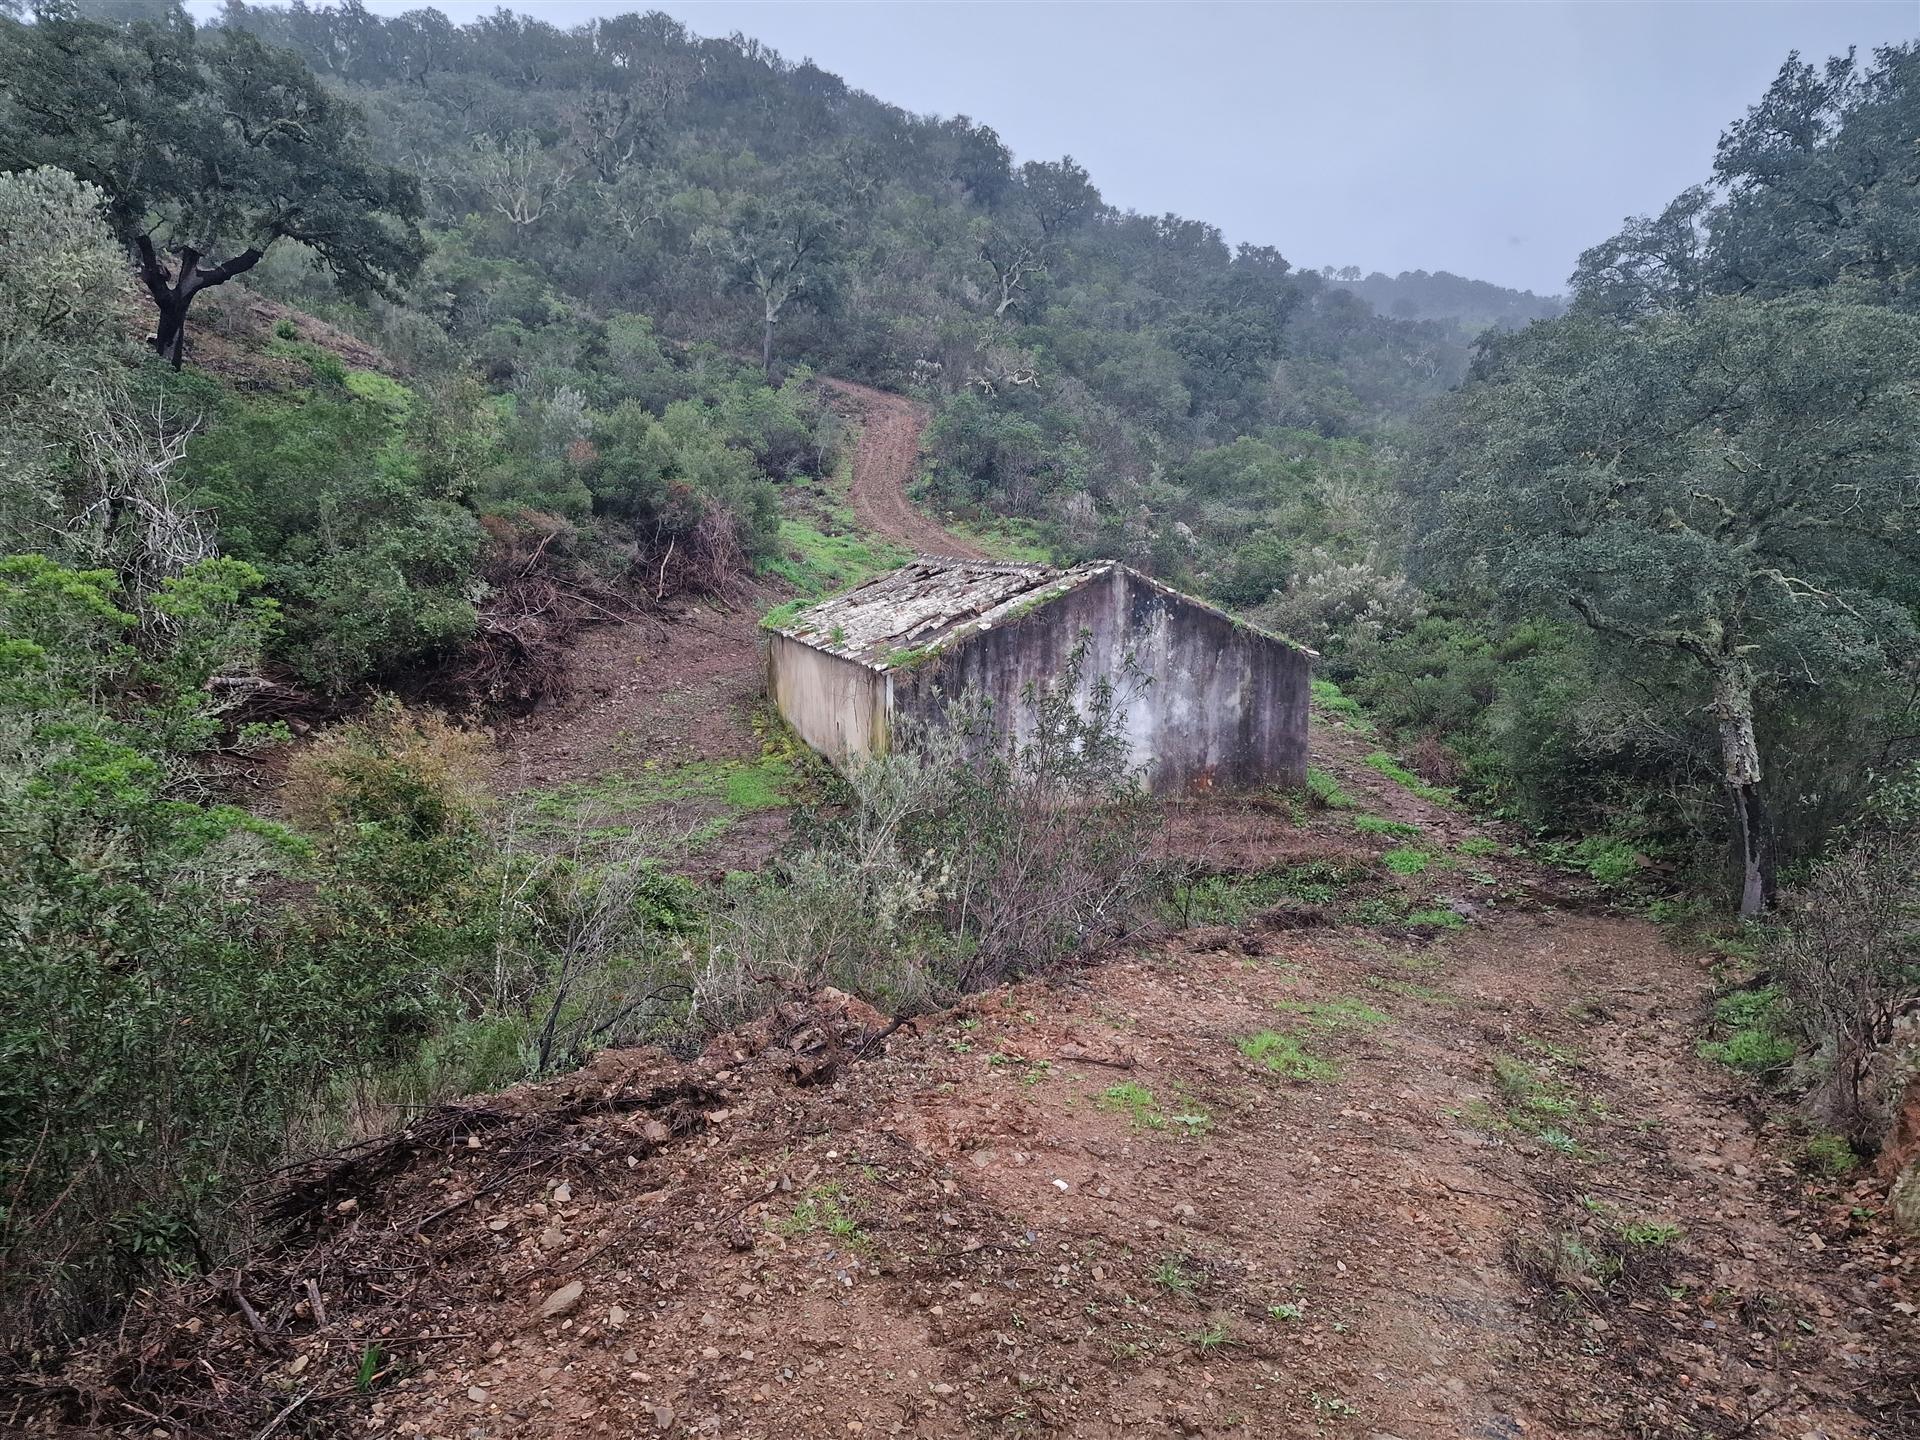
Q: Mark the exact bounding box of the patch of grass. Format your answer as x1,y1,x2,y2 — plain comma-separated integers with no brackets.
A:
760,597,814,631
1799,1133,1858,1177
1274,996,1389,1031
761,515,910,597
1345,896,1401,927
1162,859,1366,925
1456,835,1501,858
1406,906,1466,929
1535,834,1644,888
986,1052,1053,1087
1353,813,1420,838
1363,751,1453,805
1152,1255,1197,1294
1265,1301,1303,1322
1184,1321,1235,1354
1698,984,1795,1074
881,645,936,669
944,513,1058,564
1381,846,1433,875
1238,1030,1338,1081
1480,1053,1594,1152
1491,1053,1575,1117
1618,1220,1683,1247
780,1183,868,1248
1310,678,1367,723
1098,1081,1165,1130
1305,765,1353,809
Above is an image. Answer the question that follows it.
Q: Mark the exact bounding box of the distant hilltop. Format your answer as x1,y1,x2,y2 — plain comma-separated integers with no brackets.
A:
1320,266,1566,337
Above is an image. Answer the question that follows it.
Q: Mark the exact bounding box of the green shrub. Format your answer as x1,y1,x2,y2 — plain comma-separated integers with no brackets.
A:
182,388,482,693
0,563,489,1344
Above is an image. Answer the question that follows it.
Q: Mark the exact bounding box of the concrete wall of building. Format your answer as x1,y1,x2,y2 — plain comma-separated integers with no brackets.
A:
891,568,1310,794
767,632,891,766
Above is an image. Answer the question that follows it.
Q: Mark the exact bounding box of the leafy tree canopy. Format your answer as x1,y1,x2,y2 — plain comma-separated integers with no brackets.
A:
0,1,426,366
1413,294,1920,910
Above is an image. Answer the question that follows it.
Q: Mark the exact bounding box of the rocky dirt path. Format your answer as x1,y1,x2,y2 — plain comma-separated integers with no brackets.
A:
820,378,987,561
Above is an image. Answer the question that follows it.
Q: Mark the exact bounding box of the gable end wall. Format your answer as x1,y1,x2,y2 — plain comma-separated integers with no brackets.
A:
890,569,1309,793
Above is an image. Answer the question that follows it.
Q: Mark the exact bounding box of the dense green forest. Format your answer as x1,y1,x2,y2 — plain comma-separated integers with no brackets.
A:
0,0,1916,1360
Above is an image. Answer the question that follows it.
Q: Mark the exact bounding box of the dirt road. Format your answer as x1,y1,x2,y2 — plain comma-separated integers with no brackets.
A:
822,378,987,561
46,721,1911,1439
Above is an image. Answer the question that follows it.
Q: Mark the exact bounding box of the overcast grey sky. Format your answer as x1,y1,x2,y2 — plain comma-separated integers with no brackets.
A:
350,2,1915,295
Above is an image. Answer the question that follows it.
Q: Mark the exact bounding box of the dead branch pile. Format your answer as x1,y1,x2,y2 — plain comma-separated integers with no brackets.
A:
0,1065,720,1439
427,512,639,714
641,500,749,605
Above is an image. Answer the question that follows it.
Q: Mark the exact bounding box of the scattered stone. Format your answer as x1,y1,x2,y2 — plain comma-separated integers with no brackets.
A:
537,1281,584,1319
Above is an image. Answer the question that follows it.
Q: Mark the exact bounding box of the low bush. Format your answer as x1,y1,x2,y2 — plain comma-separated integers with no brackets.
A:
695,648,1162,1025
1768,767,1920,1143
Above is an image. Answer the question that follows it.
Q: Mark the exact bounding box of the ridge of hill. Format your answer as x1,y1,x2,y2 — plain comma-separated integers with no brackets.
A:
1324,268,1565,337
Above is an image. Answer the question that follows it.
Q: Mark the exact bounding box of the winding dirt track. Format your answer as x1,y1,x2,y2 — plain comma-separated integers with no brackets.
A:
821,377,987,561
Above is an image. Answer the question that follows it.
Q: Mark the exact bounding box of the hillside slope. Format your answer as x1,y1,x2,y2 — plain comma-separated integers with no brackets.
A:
13,724,1912,1439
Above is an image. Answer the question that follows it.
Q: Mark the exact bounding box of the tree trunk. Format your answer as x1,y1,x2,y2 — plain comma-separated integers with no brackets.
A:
1710,657,1775,916
134,236,266,372
761,301,777,377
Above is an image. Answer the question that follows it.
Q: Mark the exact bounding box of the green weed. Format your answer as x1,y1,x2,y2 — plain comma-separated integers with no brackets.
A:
1306,765,1354,809
1353,813,1420,837
1152,1255,1197,1294
1362,751,1453,805
1699,985,1795,1074
1238,1031,1338,1081
1381,846,1432,875
1619,1220,1683,1247
1274,997,1389,1030
780,1183,868,1247
1098,1081,1165,1130
1185,1321,1235,1354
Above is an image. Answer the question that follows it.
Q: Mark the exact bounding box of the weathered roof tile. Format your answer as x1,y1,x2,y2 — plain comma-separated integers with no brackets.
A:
768,557,1112,668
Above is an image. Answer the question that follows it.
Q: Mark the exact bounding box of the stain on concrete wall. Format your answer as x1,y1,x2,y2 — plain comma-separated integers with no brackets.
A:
892,569,1309,793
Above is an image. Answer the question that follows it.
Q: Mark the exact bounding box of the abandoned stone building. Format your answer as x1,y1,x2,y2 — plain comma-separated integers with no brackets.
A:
765,557,1312,794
